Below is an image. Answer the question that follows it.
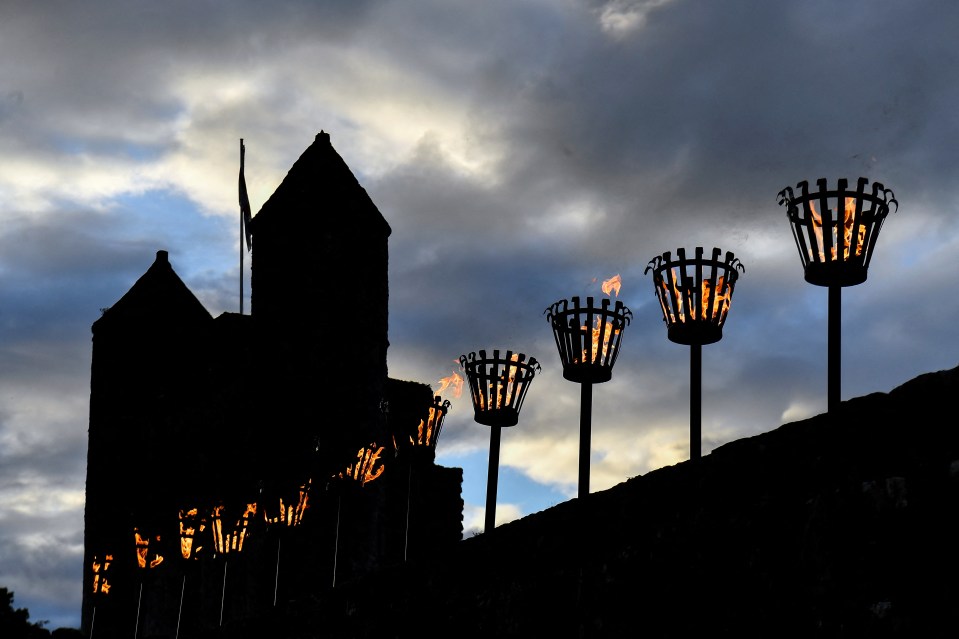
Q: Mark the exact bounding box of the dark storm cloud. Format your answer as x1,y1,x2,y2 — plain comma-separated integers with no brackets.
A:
457,0,959,243
0,209,212,342
0,413,86,486
0,212,151,280
4,0,375,71
0,91,24,125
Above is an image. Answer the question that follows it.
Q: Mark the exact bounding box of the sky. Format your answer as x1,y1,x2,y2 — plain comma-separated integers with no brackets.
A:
1,0,958,630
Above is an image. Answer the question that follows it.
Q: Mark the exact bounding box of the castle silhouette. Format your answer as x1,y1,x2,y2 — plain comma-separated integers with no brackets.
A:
81,132,463,637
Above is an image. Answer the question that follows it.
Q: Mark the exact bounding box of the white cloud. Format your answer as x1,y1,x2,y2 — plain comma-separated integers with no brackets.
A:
463,501,523,537
595,0,676,38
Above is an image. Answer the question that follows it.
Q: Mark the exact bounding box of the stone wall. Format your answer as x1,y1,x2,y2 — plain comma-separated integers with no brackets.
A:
214,364,959,638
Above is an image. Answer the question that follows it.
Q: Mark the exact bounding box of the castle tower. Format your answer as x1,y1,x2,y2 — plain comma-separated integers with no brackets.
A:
250,131,392,484
82,250,218,636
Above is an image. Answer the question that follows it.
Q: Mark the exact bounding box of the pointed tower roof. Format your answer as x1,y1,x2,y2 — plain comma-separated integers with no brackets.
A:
252,131,392,237
93,250,212,333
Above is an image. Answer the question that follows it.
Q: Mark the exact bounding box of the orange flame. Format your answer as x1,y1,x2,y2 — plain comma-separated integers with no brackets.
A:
134,528,164,569
263,480,312,528
478,354,519,410
700,276,731,321
844,197,866,258
659,278,681,323
601,274,622,297
92,554,113,594
574,315,621,364
178,508,206,560
436,371,464,399
413,408,435,446
212,503,257,555
809,198,865,261
660,276,731,322
412,402,448,446
338,444,386,485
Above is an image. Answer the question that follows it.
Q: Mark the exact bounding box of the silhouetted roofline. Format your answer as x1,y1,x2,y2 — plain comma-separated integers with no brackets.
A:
252,131,392,237
93,250,213,333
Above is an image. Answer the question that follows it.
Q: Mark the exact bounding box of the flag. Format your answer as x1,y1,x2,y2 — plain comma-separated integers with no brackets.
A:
239,139,253,252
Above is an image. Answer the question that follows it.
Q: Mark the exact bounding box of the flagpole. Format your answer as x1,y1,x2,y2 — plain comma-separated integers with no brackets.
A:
239,139,245,315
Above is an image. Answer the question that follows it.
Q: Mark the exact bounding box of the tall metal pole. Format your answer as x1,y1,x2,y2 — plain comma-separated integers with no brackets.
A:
485,426,502,533
578,382,592,499
404,464,413,561
175,575,186,639
690,343,702,459
134,582,143,639
828,284,841,413
332,494,342,588
219,561,228,627
576,379,594,638
273,539,281,607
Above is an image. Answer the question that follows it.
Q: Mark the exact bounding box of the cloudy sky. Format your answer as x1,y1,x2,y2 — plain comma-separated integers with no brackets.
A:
2,0,958,629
